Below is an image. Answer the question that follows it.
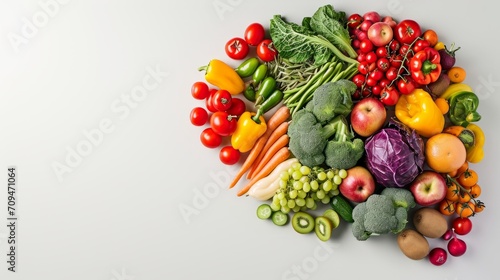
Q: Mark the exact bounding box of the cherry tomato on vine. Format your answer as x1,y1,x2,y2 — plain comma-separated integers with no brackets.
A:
190,107,209,126
438,199,456,216
200,128,222,148
219,145,241,165
396,77,416,95
212,89,233,111
256,39,278,62
380,86,399,106
351,74,366,88
210,111,237,136
455,201,475,218
244,23,266,46
457,169,479,189
385,67,399,81
376,57,390,72
191,81,210,100
452,217,473,235
365,51,377,64
225,37,249,60
225,97,246,116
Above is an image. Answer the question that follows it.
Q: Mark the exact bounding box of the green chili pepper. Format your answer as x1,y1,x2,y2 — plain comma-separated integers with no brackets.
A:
235,57,260,78
243,84,256,102
252,63,268,84
448,91,481,127
252,89,284,123
255,76,276,105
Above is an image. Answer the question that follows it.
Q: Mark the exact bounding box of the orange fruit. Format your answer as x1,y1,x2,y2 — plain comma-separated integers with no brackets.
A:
425,133,467,173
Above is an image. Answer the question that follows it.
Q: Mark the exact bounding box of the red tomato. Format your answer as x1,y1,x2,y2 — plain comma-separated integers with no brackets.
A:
244,23,265,46
256,39,277,62
212,89,232,111
210,111,237,136
225,37,249,60
376,57,390,72
191,81,210,100
396,77,416,95
190,107,209,126
395,20,422,44
380,86,399,106
225,97,246,116
351,73,366,88
375,46,388,58
205,89,218,113
358,38,373,53
219,146,241,165
452,217,473,235
200,128,222,148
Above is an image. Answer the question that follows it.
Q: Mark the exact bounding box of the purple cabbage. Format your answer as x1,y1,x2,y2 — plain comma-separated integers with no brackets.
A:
364,119,425,188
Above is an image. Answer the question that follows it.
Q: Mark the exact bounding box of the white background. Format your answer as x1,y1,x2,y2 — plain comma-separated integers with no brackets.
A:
0,0,498,279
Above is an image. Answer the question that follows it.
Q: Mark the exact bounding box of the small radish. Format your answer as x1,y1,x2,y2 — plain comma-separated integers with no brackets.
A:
429,247,448,266
448,237,467,257
442,228,453,241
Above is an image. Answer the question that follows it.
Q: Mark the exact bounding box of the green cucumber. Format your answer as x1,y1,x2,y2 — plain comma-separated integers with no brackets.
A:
330,195,354,223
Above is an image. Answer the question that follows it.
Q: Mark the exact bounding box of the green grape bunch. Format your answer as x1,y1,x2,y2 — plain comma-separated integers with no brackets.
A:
270,161,347,214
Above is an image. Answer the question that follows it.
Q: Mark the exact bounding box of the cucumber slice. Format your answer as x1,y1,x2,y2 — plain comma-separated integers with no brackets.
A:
256,204,273,220
292,212,315,234
322,209,340,229
271,211,289,226
315,216,333,241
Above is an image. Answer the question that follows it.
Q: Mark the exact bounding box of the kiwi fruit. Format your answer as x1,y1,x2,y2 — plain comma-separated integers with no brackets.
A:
292,212,315,234
315,216,333,241
413,207,448,238
427,73,451,96
322,209,340,229
397,229,430,260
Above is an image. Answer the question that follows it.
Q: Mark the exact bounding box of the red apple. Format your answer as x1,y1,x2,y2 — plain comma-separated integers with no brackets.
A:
363,11,381,23
350,97,387,137
382,16,397,28
409,171,447,206
367,22,394,47
339,166,376,203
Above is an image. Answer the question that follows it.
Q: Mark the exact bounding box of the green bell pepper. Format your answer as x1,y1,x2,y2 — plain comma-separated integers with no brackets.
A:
448,91,481,127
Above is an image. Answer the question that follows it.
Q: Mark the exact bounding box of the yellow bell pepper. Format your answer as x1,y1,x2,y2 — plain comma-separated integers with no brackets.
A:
466,123,485,163
198,59,245,95
231,111,267,153
395,89,444,138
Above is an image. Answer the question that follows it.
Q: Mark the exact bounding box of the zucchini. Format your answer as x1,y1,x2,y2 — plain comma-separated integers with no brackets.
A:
330,195,354,223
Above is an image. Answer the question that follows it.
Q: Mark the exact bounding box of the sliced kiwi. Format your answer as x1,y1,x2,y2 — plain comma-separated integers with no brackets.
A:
315,216,333,241
322,209,340,229
292,212,315,234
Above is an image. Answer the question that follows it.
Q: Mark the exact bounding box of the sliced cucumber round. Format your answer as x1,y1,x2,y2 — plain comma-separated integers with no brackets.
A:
271,211,289,226
292,212,315,234
256,204,273,220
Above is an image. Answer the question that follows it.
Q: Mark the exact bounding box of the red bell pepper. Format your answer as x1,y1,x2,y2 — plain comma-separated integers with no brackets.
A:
409,47,442,85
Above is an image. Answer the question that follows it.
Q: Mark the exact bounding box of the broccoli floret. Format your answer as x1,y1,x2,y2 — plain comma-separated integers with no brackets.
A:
381,187,417,210
351,188,416,241
309,80,356,124
323,115,364,170
287,109,338,167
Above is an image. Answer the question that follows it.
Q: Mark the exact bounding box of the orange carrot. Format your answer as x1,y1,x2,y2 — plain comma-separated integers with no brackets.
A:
248,134,289,180
228,136,267,189
247,121,289,179
237,147,290,196
228,106,290,188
